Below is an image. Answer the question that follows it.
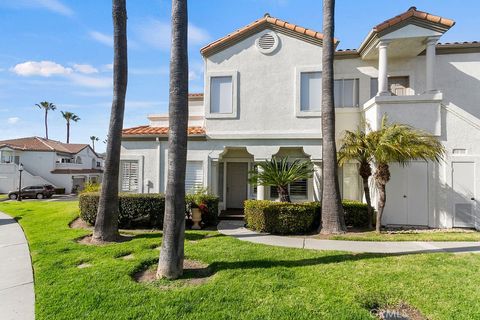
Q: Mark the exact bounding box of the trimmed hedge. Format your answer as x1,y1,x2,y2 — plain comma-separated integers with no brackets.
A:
245,200,370,234
79,192,220,229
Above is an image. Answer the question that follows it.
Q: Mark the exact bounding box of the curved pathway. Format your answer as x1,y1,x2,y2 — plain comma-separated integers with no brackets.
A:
0,211,35,320
218,220,480,254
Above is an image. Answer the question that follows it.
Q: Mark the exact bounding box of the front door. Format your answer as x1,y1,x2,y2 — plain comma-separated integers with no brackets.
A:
226,162,248,209
452,162,476,228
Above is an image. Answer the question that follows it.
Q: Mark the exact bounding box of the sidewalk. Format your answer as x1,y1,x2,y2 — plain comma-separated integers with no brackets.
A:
218,220,480,254
0,211,35,320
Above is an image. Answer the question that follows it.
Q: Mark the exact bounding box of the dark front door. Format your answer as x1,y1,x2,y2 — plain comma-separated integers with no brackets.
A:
226,162,248,209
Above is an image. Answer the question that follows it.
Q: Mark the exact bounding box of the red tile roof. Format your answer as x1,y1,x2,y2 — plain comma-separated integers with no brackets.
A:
374,6,455,33
122,126,206,136
201,14,337,56
0,137,91,154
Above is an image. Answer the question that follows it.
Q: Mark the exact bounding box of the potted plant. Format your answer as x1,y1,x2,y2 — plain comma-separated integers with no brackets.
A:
188,188,209,230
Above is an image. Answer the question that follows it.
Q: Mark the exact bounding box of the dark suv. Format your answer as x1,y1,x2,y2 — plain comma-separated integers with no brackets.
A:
8,185,55,200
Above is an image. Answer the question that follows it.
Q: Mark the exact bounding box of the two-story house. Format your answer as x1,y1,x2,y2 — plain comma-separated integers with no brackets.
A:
0,137,103,194
121,7,480,230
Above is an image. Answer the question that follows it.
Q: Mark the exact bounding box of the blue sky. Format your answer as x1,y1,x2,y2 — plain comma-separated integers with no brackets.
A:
0,0,478,152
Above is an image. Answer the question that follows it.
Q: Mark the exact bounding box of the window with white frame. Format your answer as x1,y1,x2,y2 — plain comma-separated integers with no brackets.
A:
334,79,359,108
210,76,233,114
300,71,322,112
120,160,139,192
186,161,204,194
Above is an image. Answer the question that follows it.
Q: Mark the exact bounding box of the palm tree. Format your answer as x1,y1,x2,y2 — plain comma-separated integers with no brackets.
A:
92,0,128,243
157,0,189,280
371,115,444,233
338,127,375,229
35,101,56,139
90,136,99,151
249,157,313,202
320,0,346,234
61,111,80,143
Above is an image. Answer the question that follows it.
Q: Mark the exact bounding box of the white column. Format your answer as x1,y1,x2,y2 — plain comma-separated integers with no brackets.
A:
425,37,439,93
256,166,265,200
377,40,391,96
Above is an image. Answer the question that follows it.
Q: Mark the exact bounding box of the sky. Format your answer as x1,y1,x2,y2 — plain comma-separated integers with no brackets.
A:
0,0,478,152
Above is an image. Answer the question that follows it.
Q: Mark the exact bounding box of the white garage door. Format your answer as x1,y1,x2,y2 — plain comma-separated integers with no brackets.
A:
383,162,429,226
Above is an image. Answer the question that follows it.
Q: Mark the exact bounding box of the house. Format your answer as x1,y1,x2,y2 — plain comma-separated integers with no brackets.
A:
0,137,103,194
121,7,480,230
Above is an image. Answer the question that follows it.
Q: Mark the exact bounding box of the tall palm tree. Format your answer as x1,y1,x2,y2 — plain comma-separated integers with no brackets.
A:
371,116,444,233
338,127,375,229
320,0,346,234
157,0,189,280
92,0,128,243
90,136,99,151
35,101,56,139
248,157,313,202
61,111,80,143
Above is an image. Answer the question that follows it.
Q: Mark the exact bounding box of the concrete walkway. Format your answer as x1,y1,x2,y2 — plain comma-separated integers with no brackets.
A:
0,212,35,320
218,220,480,254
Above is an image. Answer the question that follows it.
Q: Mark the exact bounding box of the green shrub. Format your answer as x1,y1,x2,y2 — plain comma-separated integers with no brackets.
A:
244,200,369,234
82,182,101,193
244,200,321,235
79,193,165,229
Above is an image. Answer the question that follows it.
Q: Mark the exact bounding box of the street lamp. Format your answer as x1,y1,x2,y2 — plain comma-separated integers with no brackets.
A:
18,163,24,202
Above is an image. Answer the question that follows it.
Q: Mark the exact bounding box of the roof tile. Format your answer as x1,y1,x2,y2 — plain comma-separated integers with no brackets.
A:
122,126,206,136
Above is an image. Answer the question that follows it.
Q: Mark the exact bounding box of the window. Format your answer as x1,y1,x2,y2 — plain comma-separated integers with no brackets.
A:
341,163,360,201
185,161,203,193
210,76,233,114
370,76,410,98
334,79,359,108
300,72,322,112
270,179,308,199
120,160,139,192
0,151,15,164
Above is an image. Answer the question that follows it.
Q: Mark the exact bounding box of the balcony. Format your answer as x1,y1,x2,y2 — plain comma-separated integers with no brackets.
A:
363,92,443,136
55,162,85,169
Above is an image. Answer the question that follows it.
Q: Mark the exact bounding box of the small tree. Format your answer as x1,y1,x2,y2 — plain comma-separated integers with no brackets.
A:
371,115,444,232
36,101,56,139
61,111,80,143
90,136,99,151
338,127,375,229
248,157,313,202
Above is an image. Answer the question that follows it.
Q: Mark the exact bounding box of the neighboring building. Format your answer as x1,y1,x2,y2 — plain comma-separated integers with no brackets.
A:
0,137,103,193
121,7,480,229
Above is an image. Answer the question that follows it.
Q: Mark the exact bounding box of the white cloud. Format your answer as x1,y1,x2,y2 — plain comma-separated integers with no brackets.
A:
7,117,20,124
89,31,113,47
102,63,114,71
70,74,111,89
73,64,98,74
11,60,72,77
135,19,211,50
11,0,73,16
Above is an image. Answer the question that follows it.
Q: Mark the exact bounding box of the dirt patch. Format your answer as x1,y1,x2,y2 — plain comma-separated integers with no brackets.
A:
77,234,134,245
69,217,92,230
133,259,213,289
77,263,92,269
119,253,135,260
372,303,426,320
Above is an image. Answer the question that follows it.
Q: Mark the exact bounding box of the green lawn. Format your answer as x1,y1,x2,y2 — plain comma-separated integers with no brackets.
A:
1,201,480,319
323,230,480,242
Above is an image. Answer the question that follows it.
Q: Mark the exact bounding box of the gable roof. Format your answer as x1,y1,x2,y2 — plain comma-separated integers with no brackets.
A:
0,137,93,155
201,14,337,57
122,126,206,137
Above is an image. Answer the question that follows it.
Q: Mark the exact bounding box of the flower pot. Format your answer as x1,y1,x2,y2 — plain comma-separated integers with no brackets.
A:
191,208,202,230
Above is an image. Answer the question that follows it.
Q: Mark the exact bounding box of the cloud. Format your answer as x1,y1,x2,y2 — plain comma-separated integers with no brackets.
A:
89,31,113,47
135,19,211,50
10,0,73,16
69,74,111,89
11,60,72,77
7,117,20,124
73,64,98,74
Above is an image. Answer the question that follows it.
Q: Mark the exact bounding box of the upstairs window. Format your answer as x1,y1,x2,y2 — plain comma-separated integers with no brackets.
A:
334,79,359,108
370,76,410,98
210,76,233,114
300,72,322,112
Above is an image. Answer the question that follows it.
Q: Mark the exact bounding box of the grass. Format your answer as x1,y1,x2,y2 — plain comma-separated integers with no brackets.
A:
322,230,480,242
0,201,479,319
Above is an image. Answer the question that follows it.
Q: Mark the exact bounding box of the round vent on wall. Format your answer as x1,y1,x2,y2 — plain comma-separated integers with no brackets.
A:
256,31,279,54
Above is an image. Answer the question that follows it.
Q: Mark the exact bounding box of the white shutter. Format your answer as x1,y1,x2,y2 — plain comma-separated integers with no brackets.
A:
210,76,233,114
300,72,321,112
185,161,203,193
121,161,138,192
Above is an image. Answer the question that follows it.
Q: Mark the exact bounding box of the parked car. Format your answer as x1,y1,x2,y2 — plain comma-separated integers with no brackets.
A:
8,185,55,200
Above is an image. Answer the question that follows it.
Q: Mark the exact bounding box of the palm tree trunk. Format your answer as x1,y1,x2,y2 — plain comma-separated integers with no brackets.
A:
374,162,390,233
93,0,128,242
45,110,48,139
359,161,373,229
157,0,188,280
92,140,95,151
66,121,70,143
320,0,346,234
277,186,291,202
